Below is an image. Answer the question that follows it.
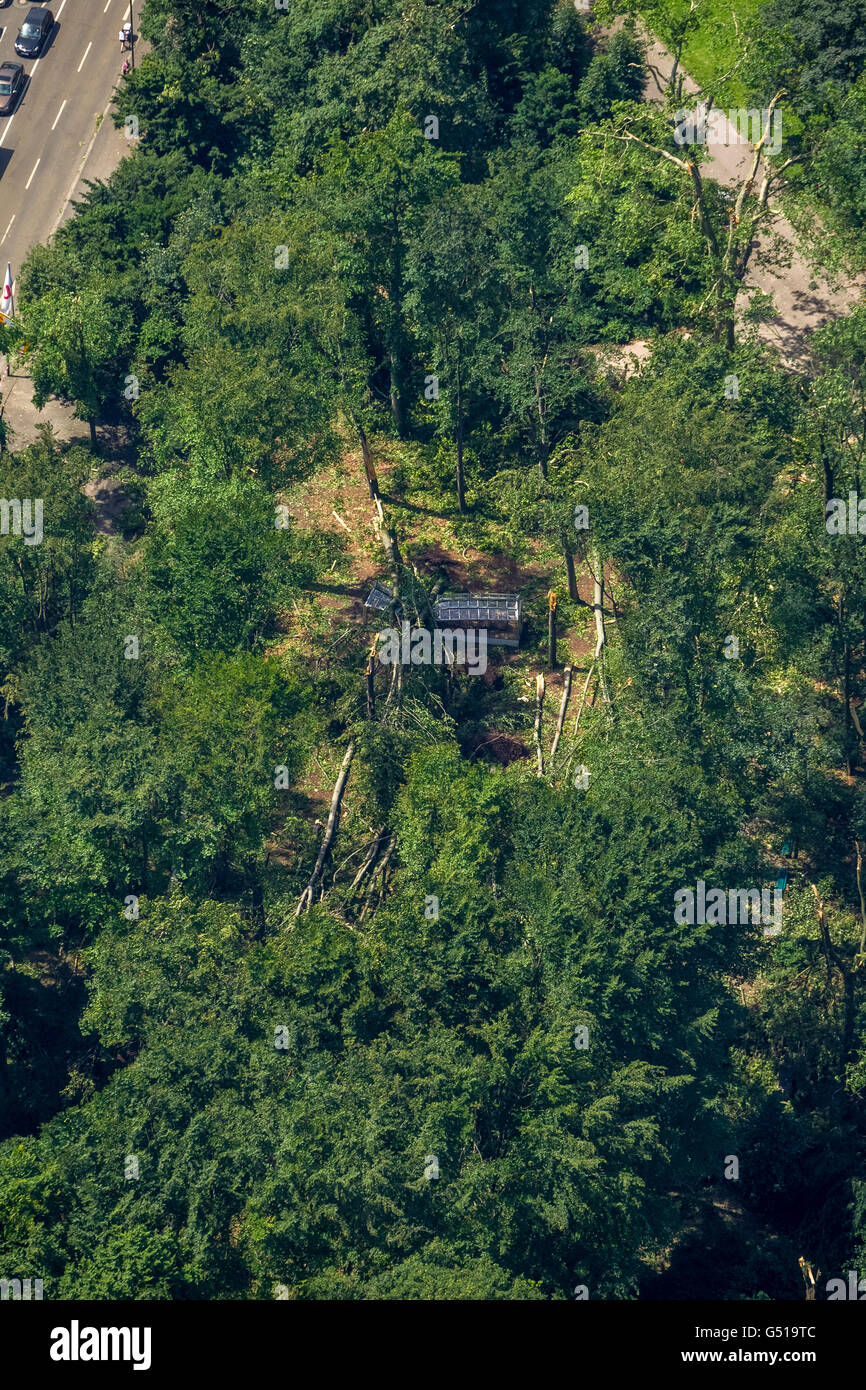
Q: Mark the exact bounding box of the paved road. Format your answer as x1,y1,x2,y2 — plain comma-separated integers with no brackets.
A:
0,0,137,288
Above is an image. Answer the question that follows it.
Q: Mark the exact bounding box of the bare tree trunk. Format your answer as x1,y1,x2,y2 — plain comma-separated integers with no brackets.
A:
383,655,400,711
549,665,573,765
351,829,386,891
389,343,409,439
819,436,833,510
572,663,596,736
562,662,596,784
799,1258,819,1300
366,649,376,721
359,833,396,921
844,638,852,775
840,593,851,774
407,560,435,629
855,839,866,959
842,967,855,1077
537,436,550,481
590,545,611,705
373,497,403,584
564,546,579,602
810,883,856,1077
296,741,356,916
534,673,546,776
669,44,681,97
352,415,380,500
455,364,466,514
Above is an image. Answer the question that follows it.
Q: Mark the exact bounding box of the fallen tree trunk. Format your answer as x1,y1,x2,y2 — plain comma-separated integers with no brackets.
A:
373,496,403,591
365,636,377,721
855,839,866,961
359,833,396,922
534,673,546,777
562,662,596,784
590,545,612,705
549,664,573,765
350,829,387,892
573,662,596,735
296,741,356,916
354,417,381,500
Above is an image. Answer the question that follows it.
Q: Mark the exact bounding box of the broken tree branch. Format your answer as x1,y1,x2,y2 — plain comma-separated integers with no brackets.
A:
350,829,388,892
359,833,396,922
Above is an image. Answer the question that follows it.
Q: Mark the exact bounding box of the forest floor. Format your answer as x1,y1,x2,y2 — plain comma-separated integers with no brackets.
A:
275,439,602,836
282,440,599,668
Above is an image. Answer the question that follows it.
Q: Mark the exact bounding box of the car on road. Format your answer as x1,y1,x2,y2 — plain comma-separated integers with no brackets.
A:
15,7,53,59
0,62,25,116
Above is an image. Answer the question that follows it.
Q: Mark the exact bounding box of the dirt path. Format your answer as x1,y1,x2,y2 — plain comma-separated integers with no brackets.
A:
601,14,864,368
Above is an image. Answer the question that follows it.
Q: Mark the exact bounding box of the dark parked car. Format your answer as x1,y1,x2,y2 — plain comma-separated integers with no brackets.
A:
15,8,53,58
0,62,24,116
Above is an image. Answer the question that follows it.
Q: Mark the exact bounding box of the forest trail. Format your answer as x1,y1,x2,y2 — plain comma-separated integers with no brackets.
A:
599,13,864,369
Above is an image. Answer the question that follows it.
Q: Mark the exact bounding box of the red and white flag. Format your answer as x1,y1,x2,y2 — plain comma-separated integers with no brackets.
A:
0,264,13,320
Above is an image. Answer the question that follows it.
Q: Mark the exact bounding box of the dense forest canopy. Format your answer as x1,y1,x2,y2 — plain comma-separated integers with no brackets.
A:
0,0,864,1302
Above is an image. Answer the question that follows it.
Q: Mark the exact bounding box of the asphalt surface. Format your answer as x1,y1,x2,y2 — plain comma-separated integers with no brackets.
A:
0,0,137,290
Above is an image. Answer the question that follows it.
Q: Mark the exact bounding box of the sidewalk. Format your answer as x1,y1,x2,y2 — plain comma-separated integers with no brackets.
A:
51,69,133,241
0,373,134,535
0,370,89,450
